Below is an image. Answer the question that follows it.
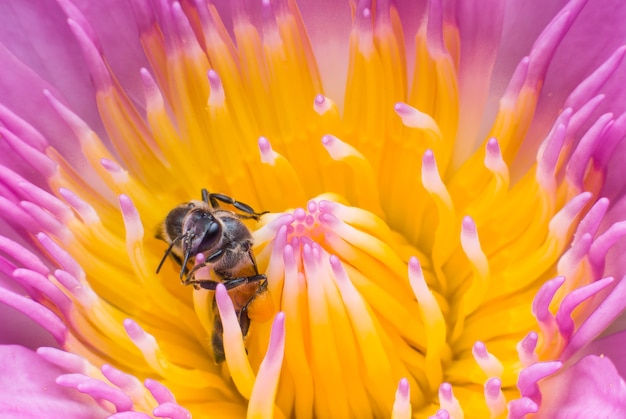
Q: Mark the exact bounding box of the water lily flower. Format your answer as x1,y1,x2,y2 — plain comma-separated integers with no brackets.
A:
1,0,626,417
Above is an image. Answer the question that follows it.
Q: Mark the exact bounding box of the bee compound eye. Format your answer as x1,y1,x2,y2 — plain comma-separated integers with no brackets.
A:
195,220,222,253
207,220,220,236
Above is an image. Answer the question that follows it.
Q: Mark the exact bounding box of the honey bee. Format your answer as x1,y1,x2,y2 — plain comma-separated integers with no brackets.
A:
156,189,273,363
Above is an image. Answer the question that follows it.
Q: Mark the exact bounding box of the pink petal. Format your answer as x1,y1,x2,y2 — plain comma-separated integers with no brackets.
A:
296,0,351,105
537,354,626,418
579,329,626,379
0,1,103,152
0,345,109,418
454,0,506,159
562,276,626,359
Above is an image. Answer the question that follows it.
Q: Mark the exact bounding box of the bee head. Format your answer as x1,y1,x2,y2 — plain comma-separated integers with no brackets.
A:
179,209,222,275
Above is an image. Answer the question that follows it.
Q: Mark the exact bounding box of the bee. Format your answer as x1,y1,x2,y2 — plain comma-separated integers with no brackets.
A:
156,189,273,363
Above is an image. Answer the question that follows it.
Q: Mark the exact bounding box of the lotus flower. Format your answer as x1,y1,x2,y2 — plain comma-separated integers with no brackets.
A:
1,0,626,417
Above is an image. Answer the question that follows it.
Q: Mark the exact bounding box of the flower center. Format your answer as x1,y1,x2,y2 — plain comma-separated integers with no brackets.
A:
248,195,444,416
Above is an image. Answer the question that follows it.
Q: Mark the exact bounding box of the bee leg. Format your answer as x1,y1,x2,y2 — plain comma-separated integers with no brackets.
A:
202,189,268,220
211,298,226,363
188,274,266,290
237,275,268,328
247,250,260,275
183,248,225,283
238,310,251,338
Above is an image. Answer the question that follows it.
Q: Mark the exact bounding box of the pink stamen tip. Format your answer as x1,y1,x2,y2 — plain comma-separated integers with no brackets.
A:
286,225,295,235
507,397,539,418
53,268,95,306
271,224,289,251
37,233,84,279
307,200,318,213
258,136,278,165
101,158,122,173
207,69,221,90
518,332,539,367
123,318,144,341
76,377,134,412
317,200,336,213
140,67,161,103
258,136,271,153
428,410,450,419
398,378,410,397
54,269,79,291
37,347,87,373
408,256,422,275
144,378,176,404
267,214,294,233
321,134,335,146
59,187,98,223
439,383,453,400
207,69,225,105
311,244,321,262
20,200,66,238
485,377,502,397
313,94,334,115
532,276,565,321
522,332,538,352
556,276,614,340
394,102,410,116
462,216,476,234
283,244,296,271
56,373,88,388
473,341,488,358
486,138,501,155
102,364,141,392
293,208,306,222
517,361,563,398
318,212,340,227
302,243,315,265
0,236,49,276
423,149,435,164
305,215,315,226
17,181,72,221
0,103,48,149
264,312,286,364
119,194,135,216
215,283,232,309
577,197,609,239
550,192,593,237
195,253,205,265
153,402,192,419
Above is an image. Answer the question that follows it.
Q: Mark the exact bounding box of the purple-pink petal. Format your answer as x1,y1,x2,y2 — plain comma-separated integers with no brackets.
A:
517,361,562,403
563,276,626,359
537,354,626,418
0,287,67,345
555,276,614,342
0,345,109,418
107,413,153,419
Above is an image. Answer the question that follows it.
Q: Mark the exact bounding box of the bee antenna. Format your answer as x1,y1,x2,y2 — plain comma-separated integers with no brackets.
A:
156,235,182,274
180,245,193,280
